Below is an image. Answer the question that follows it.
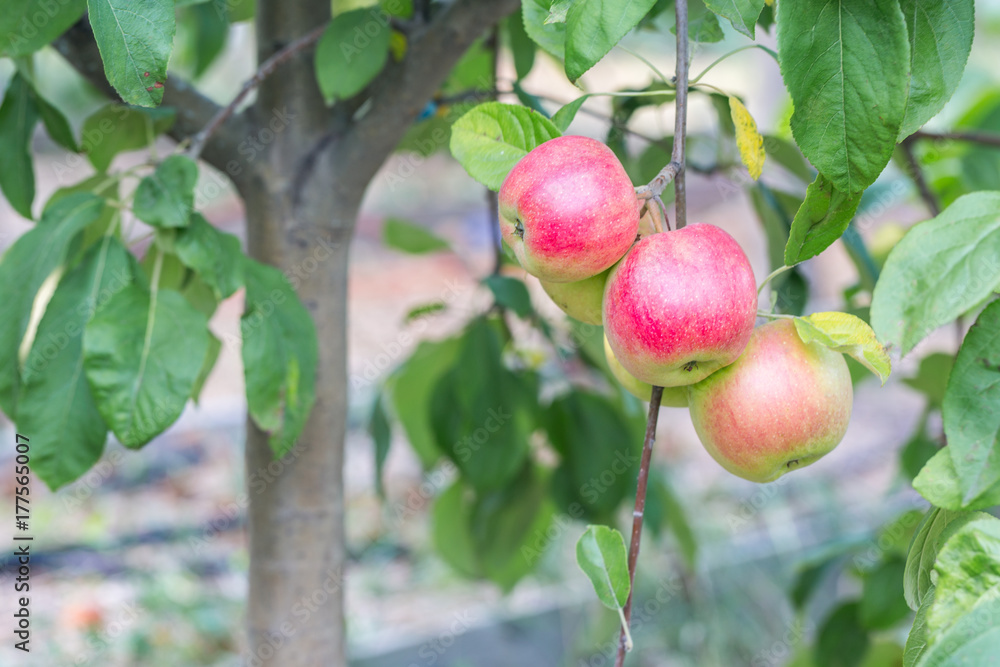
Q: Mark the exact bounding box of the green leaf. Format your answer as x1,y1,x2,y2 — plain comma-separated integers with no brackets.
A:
815,601,871,667
903,353,954,409
506,6,537,79
369,392,392,497
941,300,1000,505
545,390,640,518
82,104,176,171
0,73,38,218
926,517,1000,639
897,0,975,140
17,239,135,489
763,135,815,183
860,555,910,630
784,174,863,265
545,0,573,24
0,193,105,419
431,481,481,578
678,0,724,43
792,550,848,610
704,0,766,38
133,155,199,228
227,0,254,22
83,283,209,448
870,192,1000,357
522,0,566,60
385,336,462,469
430,318,537,491
382,218,450,254
776,0,909,194
914,594,1000,666
551,94,590,133
314,8,390,104
904,509,986,611
433,468,555,590
904,586,933,667
901,424,940,483
794,312,891,384
173,214,244,299
482,275,533,319
240,259,318,456
46,174,118,249
87,0,175,107
174,0,230,78
471,465,555,590
190,332,220,403
31,86,78,152
441,39,493,96
576,525,631,609
563,0,658,82
0,0,87,57
913,448,1000,512
449,102,562,191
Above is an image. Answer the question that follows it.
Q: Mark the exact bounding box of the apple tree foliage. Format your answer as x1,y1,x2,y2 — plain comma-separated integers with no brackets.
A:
0,0,997,663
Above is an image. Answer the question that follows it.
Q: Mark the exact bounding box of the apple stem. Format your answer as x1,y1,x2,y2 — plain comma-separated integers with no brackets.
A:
614,386,664,667
757,310,796,320
756,264,795,296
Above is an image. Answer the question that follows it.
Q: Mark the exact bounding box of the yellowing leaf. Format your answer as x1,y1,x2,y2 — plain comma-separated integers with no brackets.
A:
389,30,407,61
729,96,765,180
765,0,774,5
794,312,891,385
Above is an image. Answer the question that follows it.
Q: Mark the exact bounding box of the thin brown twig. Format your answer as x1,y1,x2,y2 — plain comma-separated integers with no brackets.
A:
670,0,689,229
187,24,328,160
486,27,503,275
615,386,664,667
615,6,689,665
900,137,941,217
911,129,1000,149
634,3,688,213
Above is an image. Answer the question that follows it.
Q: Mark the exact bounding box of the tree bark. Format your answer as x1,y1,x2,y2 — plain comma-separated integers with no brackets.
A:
241,2,519,664
241,1,355,664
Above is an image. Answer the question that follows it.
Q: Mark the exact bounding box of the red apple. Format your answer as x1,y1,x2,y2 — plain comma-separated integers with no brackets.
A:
603,223,757,387
540,269,608,325
603,335,687,406
498,136,640,283
687,319,853,482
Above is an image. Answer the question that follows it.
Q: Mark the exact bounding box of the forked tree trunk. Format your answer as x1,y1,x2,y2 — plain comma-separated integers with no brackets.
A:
237,1,520,664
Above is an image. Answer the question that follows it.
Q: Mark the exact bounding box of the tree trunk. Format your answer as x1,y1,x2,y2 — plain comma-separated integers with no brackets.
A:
241,2,357,665
237,1,521,664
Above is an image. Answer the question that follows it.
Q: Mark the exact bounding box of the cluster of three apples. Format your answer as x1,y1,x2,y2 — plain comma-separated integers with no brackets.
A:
498,136,852,483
